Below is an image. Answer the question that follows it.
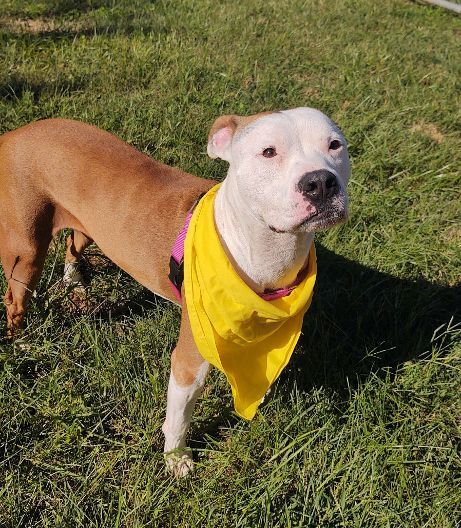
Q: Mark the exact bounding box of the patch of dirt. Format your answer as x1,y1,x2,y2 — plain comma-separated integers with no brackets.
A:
442,225,461,244
410,122,445,144
65,286,93,313
0,16,91,35
304,86,321,98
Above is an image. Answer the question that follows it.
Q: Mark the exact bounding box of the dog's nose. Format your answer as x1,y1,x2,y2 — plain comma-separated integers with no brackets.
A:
297,170,339,203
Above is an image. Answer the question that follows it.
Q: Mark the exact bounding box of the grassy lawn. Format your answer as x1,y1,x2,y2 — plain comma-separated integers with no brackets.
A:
0,0,460,526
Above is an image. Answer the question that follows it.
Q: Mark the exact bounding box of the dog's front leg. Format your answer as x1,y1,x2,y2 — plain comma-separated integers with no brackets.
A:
162,305,209,477
162,357,209,477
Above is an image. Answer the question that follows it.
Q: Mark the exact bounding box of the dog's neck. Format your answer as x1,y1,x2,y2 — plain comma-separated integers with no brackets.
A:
214,177,313,292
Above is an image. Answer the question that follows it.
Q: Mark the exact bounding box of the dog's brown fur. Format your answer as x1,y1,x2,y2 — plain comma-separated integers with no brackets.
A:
0,118,215,342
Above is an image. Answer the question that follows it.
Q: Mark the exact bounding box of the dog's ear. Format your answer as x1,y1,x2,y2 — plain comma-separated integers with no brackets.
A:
207,115,241,162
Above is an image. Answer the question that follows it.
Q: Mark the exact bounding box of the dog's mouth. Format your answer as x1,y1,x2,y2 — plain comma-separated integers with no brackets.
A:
299,208,348,230
269,206,348,234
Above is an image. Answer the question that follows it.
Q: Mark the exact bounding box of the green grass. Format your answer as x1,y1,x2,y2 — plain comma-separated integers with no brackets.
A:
0,0,460,526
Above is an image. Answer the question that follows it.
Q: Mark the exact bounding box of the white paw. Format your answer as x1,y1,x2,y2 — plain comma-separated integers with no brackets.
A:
63,262,85,287
164,450,194,477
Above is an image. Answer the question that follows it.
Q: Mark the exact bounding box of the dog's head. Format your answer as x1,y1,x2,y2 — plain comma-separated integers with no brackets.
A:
208,107,350,233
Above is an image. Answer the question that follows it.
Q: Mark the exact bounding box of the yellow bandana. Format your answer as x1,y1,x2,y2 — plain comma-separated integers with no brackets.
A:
184,184,317,420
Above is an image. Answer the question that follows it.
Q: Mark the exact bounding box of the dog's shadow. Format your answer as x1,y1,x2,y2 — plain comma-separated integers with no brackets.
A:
190,244,460,445
286,245,460,393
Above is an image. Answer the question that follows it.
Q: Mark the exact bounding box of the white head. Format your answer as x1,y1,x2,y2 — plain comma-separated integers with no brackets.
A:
208,107,350,233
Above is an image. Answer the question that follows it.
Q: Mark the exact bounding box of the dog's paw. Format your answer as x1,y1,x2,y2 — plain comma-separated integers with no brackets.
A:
164,449,194,478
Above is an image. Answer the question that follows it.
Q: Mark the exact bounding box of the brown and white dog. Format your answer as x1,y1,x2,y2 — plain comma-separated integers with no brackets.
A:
0,108,350,476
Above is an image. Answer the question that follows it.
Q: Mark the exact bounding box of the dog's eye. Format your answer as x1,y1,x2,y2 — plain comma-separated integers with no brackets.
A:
262,147,277,158
329,139,342,151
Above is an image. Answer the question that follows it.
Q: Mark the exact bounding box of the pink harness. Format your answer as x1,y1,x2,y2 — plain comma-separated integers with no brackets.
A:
168,198,309,302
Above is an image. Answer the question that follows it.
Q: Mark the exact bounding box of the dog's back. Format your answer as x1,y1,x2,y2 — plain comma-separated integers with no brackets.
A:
0,119,214,336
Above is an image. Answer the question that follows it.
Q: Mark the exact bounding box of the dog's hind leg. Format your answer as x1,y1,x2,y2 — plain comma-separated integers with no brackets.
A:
1,234,50,339
63,230,93,287
163,304,209,477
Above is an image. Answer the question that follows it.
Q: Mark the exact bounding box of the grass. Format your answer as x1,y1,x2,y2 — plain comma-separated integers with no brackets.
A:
0,0,460,526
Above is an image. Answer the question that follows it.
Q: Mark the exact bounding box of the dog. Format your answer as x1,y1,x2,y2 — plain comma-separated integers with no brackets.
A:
0,108,350,476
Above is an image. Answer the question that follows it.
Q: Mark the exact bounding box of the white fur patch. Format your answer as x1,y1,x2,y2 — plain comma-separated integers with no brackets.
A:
213,107,350,291
63,262,84,287
162,362,209,476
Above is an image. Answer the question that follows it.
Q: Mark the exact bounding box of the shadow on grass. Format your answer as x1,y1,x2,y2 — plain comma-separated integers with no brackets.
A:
3,0,110,18
0,75,88,103
290,245,460,392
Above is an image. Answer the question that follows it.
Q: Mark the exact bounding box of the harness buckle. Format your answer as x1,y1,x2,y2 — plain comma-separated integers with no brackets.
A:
168,256,184,291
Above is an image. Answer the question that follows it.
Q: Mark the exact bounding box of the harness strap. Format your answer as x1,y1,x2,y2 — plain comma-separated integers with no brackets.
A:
168,195,204,301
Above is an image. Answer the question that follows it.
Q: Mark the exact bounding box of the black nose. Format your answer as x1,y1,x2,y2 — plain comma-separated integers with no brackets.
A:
297,170,339,203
